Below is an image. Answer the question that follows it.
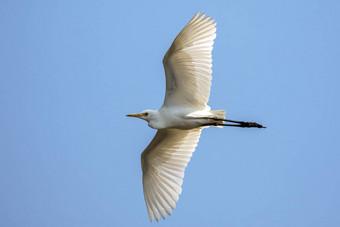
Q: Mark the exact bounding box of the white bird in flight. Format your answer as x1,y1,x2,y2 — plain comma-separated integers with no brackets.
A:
127,11,265,222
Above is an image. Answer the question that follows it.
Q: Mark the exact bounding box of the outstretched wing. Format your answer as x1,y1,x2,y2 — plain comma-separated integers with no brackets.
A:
162,12,216,110
141,128,202,222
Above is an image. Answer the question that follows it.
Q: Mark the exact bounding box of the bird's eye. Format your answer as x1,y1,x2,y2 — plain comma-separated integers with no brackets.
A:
144,112,149,116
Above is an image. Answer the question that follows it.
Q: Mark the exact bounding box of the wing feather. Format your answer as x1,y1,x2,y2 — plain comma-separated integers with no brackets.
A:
162,12,216,110
141,128,202,221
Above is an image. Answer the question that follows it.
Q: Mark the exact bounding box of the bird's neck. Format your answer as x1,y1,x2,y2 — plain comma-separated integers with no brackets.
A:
147,110,164,129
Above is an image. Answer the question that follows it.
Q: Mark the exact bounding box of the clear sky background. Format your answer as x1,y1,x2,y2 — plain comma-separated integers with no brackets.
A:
1,0,340,226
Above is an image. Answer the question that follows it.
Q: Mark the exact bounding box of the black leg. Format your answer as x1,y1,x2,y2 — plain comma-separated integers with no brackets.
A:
200,117,266,128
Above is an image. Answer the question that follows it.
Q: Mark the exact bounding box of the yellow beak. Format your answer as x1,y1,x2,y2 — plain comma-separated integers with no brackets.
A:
126,113,143,118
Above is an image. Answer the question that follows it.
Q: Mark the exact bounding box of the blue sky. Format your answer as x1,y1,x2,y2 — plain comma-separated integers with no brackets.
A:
1,0,340,226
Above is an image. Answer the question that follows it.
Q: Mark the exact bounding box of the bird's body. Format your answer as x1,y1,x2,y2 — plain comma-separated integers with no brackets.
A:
127,12,265,222
143,108,223,130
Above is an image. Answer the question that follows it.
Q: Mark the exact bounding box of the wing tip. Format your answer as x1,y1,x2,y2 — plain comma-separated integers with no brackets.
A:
194,11,215,22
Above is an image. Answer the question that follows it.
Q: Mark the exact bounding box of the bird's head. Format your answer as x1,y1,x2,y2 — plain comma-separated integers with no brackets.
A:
126,110,155,122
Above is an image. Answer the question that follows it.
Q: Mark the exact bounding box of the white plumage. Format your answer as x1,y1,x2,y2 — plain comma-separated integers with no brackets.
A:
127,11,265,222
129,12,218,221
141,128,202,222
162,11,216,110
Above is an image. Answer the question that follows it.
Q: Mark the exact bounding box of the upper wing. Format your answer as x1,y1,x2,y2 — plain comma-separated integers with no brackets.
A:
162,12,216,110
141,128,202,222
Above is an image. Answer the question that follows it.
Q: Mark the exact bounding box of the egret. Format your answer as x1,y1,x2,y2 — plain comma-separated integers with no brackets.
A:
127,12,265,222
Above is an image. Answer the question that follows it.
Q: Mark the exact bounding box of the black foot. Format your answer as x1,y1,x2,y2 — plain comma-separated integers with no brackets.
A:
238,121,266,128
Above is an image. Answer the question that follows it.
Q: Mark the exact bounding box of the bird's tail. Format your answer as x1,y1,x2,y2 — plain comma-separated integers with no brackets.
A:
210,110,226,119
210,110,226,128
